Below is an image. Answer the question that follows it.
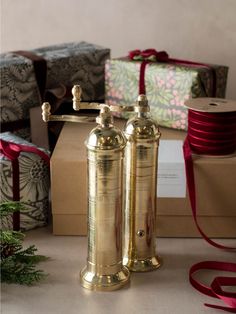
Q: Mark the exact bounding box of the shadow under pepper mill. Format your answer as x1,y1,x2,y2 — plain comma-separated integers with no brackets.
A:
80,105,130,291
123,94,161,272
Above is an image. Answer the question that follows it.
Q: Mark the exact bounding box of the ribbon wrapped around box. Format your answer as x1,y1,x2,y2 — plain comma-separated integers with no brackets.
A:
105,49,228,130
0,133,50,231
0,42,110,140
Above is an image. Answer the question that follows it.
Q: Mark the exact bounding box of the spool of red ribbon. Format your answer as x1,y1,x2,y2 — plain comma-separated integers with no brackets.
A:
186,99,236,156
183,98,236,313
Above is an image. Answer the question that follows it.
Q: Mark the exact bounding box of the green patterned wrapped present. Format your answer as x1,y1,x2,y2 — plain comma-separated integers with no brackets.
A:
105,54,228,130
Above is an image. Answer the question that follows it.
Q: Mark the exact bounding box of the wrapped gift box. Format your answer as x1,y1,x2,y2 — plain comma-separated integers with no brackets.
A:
51,120,236,237
0,42,110,140
0,132,50,231
105,57,228,130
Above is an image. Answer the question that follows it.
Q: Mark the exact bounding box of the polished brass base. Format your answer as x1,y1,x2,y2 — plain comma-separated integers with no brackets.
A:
123,256,161,272
80,266,130,291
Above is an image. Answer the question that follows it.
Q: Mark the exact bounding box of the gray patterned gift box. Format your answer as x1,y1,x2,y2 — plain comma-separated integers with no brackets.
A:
0,132,50,231
0,42,110,140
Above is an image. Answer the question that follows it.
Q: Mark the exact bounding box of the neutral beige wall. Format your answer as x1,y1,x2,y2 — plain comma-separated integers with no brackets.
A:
1,0,236,99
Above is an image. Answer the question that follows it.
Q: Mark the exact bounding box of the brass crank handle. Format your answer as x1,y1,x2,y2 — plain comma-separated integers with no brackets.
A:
72,85,135,113
41,102,96,123
72,85,101,111
42,85,135,123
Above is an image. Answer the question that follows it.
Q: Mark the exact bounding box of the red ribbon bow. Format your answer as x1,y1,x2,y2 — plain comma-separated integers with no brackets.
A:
0,139,50,230
128,49,169,94
129,49,169,62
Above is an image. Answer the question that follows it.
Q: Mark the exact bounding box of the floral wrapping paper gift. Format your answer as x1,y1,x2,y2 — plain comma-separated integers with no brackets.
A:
1,42,110,140
0,132,50,231
105,56,228,130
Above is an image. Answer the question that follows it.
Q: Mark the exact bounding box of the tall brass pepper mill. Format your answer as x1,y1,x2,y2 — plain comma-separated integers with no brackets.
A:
81,105,130,291
42,86,130,291
123,94,161,272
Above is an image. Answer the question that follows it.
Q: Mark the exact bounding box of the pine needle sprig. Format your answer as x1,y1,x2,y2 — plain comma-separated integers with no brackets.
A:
0,201,26,217
14,245,49,264
1,256,47,285
0,201,49,285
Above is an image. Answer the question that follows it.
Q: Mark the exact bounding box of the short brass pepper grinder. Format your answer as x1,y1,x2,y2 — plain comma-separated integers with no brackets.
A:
123,94,161,272
42,86,130,291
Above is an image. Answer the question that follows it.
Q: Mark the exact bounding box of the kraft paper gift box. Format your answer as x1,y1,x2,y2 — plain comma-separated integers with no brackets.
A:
51,120,236,237
0,42,110,141
0,132,50,231
105,56,228,130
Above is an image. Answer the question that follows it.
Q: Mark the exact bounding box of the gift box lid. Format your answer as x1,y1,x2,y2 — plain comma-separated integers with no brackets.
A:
1,42,110,66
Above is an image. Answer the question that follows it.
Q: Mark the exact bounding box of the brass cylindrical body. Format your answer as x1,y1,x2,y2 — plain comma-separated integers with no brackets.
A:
123,96,161,272
80,107,130,291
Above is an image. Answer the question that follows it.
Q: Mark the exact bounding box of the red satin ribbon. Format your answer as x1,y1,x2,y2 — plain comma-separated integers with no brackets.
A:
0,139,50,230
190,261,236,313
183,109,236,312
14,50,47,102
129,48,216,96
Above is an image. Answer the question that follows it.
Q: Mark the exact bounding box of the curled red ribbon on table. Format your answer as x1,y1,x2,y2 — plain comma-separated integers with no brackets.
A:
183,108,236,312
0,139,50,231
190,261,236,313
128,48,216,96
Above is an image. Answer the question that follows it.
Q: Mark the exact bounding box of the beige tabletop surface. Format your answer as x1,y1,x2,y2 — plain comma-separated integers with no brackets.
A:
1,227,235,314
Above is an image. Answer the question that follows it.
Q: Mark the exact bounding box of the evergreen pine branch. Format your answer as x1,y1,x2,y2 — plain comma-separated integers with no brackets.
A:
1,256,47,285
14,245,49,264
0,230,25,246
0,201,26,217
0,245,49,285
0,201,49,285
